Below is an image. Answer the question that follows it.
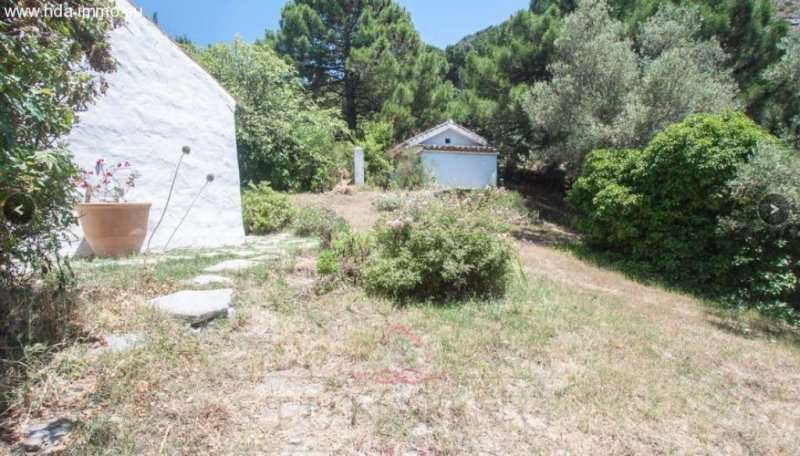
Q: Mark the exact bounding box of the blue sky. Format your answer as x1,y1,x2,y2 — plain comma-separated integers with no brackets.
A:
132,0,530,49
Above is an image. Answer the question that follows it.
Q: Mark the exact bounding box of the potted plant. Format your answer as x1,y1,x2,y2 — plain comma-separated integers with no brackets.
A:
75,159,150,257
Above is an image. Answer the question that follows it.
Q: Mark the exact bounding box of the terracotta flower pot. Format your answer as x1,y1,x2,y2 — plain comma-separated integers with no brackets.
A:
76,203,152,257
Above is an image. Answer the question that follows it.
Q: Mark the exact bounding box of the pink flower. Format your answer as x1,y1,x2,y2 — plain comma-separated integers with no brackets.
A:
96,158,104,166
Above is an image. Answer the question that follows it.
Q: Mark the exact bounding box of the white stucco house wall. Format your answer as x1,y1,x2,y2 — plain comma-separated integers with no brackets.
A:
391,120,498,189
65,0,245,255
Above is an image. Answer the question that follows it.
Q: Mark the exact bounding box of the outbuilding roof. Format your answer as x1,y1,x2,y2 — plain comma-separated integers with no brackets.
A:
388,120,493,154
421,144,498,154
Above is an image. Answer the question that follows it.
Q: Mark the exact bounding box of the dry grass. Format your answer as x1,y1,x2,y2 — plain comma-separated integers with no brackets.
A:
2,188,799,454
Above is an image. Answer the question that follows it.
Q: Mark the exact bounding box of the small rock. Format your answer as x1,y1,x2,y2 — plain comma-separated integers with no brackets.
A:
280,403,314,418
22,418,73,452
411,422,430,437
191,274,233,286
21,437,43,452
204,259,258,273
147,289,233,324
90,333,145,356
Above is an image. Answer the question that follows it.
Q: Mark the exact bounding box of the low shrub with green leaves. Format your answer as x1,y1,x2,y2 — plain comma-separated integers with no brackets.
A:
389,149,434,190
462,187,534,227
291,206,350,247
567,112,800,321
362,195,514,302
372,194,408,212
317,232,373,282
241,182,294,235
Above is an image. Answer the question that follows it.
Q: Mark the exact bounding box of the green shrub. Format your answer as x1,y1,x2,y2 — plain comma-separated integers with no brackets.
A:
361,120,395,189
717,142,800,319
567,112,799,320
316,250,340,275
241,182,293,235
317,232,373,281
292,206,350,247
372,194,407,212
1,0,120,362
465,187,535,226
193,39,350,192
362,195,513,302
390,149,434,190
1,0,119,291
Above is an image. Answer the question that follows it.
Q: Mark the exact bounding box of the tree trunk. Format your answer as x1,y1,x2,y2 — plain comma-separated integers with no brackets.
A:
344,73,358,131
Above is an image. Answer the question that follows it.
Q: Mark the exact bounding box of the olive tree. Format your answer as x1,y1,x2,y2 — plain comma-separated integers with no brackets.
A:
523,0,737,174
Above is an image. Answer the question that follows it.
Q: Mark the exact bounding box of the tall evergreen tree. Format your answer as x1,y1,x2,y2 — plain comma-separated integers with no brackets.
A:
273,0,452,139
448,5,564,169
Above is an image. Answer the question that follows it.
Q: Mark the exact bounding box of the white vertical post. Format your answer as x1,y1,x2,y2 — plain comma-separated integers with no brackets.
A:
354,146,365,186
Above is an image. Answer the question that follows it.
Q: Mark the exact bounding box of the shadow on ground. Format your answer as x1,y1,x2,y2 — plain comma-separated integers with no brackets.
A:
509,183,580,247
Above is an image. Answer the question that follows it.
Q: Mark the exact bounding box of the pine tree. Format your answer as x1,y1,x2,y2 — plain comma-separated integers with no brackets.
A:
273,0,452,139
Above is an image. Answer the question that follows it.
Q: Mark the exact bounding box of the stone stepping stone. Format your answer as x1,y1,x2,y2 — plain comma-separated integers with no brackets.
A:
230,250,258,258
251,254,281,262
21,418,73,453
204,259,258,273
191,274,234,286
147,289,233,324
165,254,194,261
283,240,321,249
89,333,145,356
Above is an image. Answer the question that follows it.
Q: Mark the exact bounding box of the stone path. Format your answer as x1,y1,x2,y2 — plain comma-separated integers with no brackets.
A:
191,274,233,286
147,289,234,325
141,233,320,325
203,259,259,273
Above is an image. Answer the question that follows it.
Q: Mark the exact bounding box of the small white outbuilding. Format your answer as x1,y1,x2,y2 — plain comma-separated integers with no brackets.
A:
391,120,498,189
65,0,245,254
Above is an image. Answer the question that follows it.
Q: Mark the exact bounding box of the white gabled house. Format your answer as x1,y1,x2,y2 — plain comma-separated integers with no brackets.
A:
65,0,245,254
391,120,499,189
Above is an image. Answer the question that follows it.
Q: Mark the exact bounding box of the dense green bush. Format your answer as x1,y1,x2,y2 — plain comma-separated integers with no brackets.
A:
1,0,120,289
0,0,121,404
291,206,350,247
717,143,800,318
362,195,513,302
360,121,395,189
567,112,799,319
317,232,373,282
192,39,350,192
241,182,293,235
